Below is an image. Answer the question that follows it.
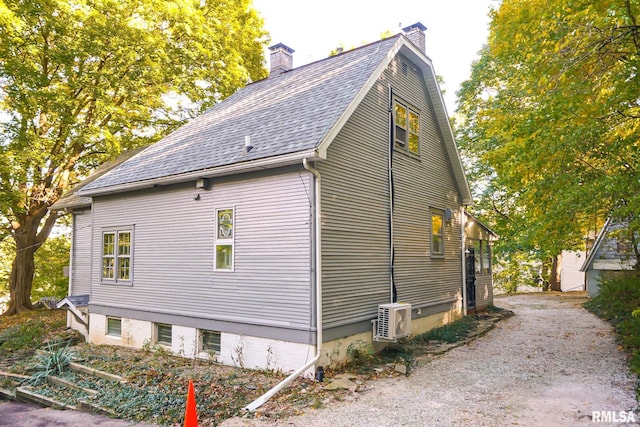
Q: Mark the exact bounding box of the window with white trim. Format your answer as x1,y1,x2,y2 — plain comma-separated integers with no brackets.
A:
102,228,133,283
394,100,420,156
214,208,234,271
431,210,444,257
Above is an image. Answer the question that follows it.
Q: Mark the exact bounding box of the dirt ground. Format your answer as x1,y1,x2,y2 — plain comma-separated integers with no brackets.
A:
225,293,639,426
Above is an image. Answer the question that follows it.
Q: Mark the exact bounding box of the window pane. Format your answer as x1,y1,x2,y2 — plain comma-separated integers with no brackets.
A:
432,236,443,254
216,245,233,270
475,241,482,274
103,233,115,255
118,232,131,256
431,213,444,255
156,324,172,345
482,241,491,274
202,330,221,353
395,126,407,147
432,214,443,236
118,258,130,280
395,103,407,127
408,133,419,154
217,209,234,239
409,111,419,133
103,258,114,279
107,317,121,336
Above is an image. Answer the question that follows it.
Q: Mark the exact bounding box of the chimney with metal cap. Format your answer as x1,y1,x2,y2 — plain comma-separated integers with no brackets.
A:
268,43,295,75
402,22,427,53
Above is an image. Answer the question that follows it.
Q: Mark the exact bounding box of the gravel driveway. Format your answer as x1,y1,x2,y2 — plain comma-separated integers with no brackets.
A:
225,293,639,426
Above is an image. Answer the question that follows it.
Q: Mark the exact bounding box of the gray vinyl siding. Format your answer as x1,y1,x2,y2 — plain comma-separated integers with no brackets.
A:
88,168,313,335
318,53,463,329
71,208,92,296
389,54,463,306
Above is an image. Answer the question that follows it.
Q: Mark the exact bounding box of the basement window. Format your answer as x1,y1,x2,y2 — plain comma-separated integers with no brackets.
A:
200,330,221,354
106,317,121,337
155,323,172,346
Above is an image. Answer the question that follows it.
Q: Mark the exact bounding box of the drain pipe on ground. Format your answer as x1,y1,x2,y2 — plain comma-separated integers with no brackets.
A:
244,157,323,412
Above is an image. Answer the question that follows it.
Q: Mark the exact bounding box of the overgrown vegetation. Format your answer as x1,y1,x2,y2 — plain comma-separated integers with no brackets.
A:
584,275,640,394
0,307,512,425
29,342,75,385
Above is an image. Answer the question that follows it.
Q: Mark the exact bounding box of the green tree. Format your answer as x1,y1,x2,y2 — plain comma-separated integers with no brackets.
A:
32,234,70,302
456,0,640,287
0,0,268,314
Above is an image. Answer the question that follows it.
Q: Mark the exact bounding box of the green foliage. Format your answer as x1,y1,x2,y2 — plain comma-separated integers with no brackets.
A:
584,276,640,379
32,234,70,301
413,316,477,343
456,0,640,268
0,319,45,355
346,339,374,363
0,0,268,311
29,341,75,384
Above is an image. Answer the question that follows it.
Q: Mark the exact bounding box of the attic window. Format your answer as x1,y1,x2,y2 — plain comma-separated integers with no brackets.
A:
402,62,408,76
394,101,420,156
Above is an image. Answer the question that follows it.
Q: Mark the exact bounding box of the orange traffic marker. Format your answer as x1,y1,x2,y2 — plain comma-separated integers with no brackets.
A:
184,379,199,427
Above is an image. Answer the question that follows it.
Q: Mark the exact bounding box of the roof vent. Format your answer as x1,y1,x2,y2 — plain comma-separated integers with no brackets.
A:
268,43,295,76
243,135,254,154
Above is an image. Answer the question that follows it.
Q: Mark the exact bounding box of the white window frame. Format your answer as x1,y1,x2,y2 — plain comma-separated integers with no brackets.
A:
214,207,235,271
394,100,420,156
431,209,444,257
101,227,134,284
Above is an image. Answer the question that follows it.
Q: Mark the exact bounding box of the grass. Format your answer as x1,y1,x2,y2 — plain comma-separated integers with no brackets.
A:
584,275,640,395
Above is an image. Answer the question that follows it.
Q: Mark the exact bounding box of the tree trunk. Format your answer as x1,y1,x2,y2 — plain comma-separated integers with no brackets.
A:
3,210,59,316
5,242,36,314
549,254,562,292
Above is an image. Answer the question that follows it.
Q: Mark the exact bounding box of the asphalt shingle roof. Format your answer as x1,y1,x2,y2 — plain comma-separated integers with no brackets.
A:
81,35,402,193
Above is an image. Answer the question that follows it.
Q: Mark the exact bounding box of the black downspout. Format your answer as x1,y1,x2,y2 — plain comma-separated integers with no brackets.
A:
388,84,397,303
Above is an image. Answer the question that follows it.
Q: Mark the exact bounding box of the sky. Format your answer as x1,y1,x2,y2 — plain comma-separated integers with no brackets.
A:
252,0,499,115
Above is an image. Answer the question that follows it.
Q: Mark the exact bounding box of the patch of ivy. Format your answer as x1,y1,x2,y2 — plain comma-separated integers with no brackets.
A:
584,275,640,397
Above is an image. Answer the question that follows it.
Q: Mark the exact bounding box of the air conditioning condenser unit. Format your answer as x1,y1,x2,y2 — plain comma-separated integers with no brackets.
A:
376,303,411,340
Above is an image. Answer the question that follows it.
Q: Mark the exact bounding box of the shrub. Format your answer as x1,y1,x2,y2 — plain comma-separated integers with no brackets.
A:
584,275,640,390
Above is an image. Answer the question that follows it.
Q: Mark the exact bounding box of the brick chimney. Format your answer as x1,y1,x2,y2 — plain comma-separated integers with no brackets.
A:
402,22,427,53
268,43,295,75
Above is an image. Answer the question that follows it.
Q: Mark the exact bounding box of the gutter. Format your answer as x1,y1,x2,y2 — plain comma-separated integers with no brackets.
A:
244,157,323,412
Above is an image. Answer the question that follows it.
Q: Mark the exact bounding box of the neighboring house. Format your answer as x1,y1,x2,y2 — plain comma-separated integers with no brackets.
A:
463,212,497,312
53,24,477,374
559,250,586,292
580,218,638,297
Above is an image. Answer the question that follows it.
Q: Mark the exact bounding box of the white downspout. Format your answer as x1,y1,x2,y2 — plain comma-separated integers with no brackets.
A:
461,207,468,316
244,157,322,412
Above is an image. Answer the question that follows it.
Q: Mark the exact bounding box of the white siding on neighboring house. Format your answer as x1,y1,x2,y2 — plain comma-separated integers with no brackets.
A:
560,251,586,292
